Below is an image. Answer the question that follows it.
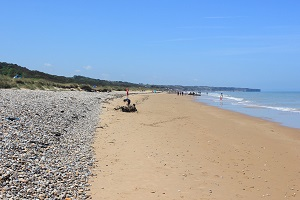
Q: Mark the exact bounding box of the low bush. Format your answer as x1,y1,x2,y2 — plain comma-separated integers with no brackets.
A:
80,85,93,92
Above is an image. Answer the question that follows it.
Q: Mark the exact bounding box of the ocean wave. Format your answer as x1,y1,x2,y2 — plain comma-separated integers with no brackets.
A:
208,93,221,98
224,96,244,102
259,105,300,113
242,103,300,113
208,93,244,101
196,91,300,129
205,92,300,113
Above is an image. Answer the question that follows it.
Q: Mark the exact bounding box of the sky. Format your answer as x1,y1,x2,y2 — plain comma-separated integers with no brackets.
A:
1,0,300,91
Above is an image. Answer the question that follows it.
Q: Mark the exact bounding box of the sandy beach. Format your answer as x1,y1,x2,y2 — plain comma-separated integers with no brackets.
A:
90,93,300,200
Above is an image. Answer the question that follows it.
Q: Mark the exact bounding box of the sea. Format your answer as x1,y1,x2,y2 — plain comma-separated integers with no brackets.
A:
195,91,300,129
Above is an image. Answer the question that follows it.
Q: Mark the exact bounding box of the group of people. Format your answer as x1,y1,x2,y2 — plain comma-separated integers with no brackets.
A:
176,91,224,102
176,91,224,99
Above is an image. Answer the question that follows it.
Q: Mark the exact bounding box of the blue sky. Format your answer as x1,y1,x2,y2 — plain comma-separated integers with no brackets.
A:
1,0,300,91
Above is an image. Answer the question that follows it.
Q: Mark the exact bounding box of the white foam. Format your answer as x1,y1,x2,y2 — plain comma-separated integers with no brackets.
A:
242,102,300,113
260,105,300,113
224,96,244,102
205,92,300,113
197,91,300,129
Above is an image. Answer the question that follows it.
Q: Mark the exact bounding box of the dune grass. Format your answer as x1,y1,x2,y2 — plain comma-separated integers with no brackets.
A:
0,75,138,92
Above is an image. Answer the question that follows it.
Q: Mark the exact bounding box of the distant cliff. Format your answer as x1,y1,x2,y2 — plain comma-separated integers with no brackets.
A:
153,85,261,92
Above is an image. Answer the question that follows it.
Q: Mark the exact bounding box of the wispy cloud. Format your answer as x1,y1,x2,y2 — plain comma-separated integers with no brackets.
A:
43,63,52,67
177,25,227,29
150,37,203,43
215,34,300,40
75,69,81,73
149,34,300,44
163,37,201,42
150,35,250,43
264,25,296,29
83,65,92,70
204,16,245,19
197,45,299,56
100,73,110,80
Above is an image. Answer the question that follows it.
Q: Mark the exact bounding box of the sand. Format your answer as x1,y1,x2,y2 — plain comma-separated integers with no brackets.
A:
89,93,300,200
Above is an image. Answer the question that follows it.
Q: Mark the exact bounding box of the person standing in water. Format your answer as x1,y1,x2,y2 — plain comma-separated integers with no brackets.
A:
219,93,223,106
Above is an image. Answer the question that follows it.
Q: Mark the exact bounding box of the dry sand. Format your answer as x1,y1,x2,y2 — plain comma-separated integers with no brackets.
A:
89,93,300,200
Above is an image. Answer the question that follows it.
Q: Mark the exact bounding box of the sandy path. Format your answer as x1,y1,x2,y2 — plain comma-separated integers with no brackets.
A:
89,93,300,200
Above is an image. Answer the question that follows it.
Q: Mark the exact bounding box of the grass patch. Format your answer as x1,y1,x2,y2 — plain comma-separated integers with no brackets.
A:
0,75,151,92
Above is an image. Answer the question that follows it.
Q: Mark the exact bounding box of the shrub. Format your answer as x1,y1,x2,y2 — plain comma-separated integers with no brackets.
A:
15,79,25,84
80,85,94,92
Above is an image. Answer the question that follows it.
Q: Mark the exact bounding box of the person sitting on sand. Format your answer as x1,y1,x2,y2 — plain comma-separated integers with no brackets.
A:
123,98,131,106
114,103,137,112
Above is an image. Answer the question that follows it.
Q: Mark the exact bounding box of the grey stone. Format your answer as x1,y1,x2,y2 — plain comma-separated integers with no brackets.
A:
0,89,119,199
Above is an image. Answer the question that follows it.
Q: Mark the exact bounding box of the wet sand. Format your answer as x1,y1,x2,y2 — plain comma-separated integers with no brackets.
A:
89,93,300,200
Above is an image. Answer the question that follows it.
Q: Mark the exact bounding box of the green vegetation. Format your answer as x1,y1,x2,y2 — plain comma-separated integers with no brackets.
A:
0,62,150,91
0,61,260,92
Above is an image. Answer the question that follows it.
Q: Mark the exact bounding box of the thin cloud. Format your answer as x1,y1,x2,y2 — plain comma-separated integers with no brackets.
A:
204,16,229,19
100,73,110,80
150,37,202,43
197,45,299,56
264,25,295,29
177,25,227,29
214,34,300,40
83,65,92,70
204,16,245,19
163,38,200,42
75,69,81,73
43,63,52,67
150,34,300,44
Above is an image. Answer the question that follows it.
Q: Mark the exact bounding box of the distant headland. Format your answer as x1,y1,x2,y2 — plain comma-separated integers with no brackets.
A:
0,62,260,92
160,85,261,92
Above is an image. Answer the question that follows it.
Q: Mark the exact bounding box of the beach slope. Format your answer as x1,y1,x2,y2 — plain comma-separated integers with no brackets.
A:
90,93,300,200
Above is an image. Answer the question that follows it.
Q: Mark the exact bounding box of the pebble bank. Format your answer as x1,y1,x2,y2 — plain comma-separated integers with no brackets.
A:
0,89,117,199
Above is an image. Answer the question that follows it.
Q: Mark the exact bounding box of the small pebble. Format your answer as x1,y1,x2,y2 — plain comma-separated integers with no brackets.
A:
0,89,117,199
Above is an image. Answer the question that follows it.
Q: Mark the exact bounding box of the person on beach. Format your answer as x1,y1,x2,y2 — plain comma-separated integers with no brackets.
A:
123,98,131,106
220,93,223,101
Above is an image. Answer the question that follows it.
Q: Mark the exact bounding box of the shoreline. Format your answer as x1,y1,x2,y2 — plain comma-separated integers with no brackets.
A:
194,97,300,134
90,93,300,199
194,92,300,130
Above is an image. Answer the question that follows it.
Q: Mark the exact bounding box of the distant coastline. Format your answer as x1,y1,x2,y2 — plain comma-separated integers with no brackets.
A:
0,61,261,92
164,85,261,92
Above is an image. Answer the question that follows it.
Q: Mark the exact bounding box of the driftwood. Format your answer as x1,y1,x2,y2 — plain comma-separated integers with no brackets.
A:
114,104,137,112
